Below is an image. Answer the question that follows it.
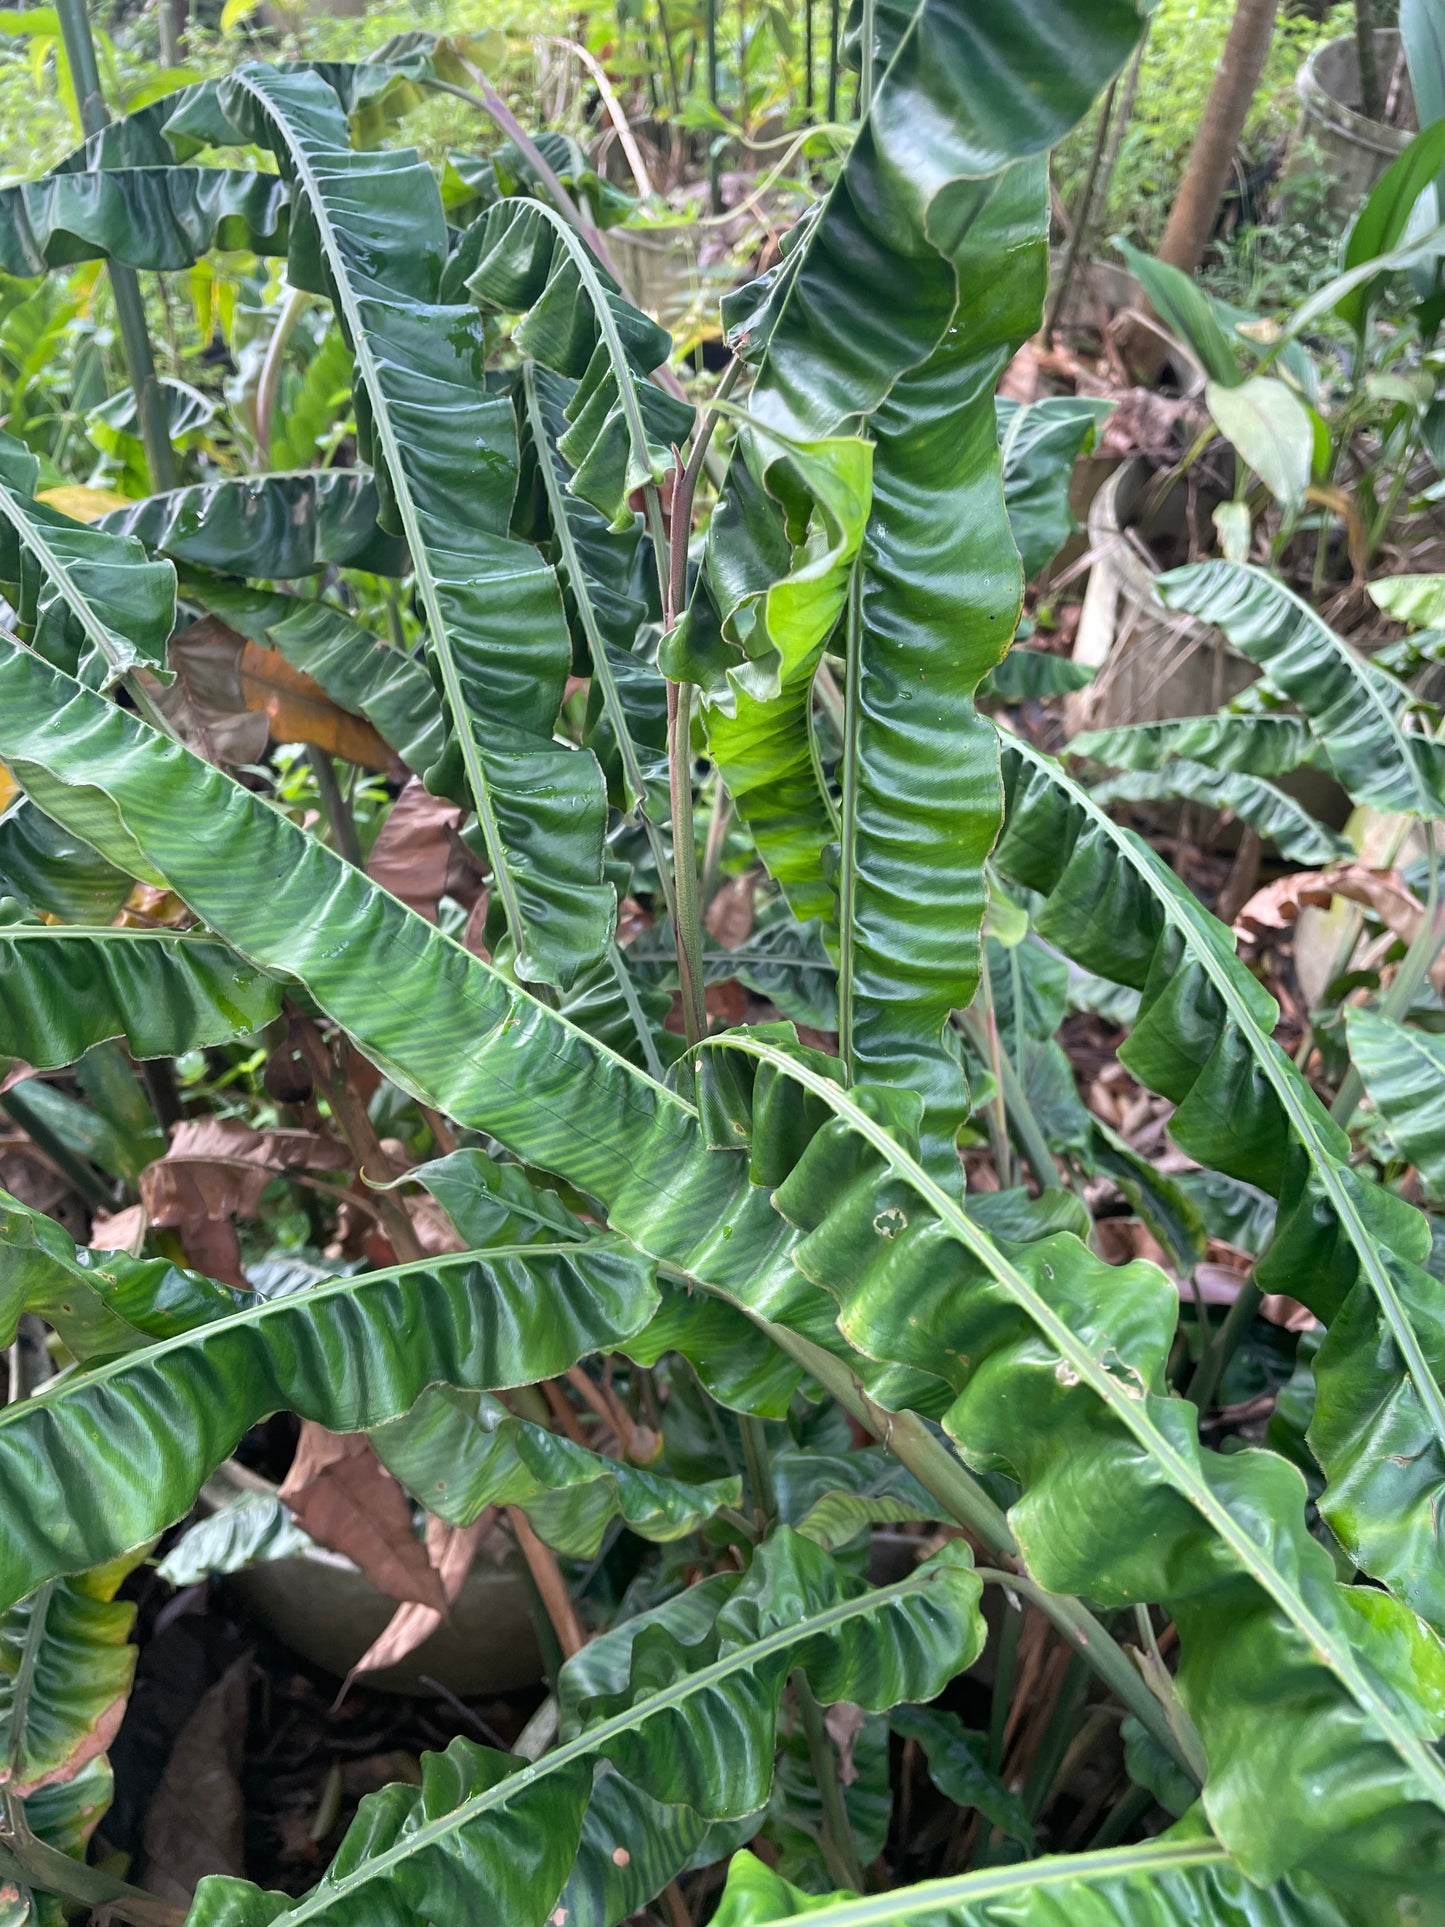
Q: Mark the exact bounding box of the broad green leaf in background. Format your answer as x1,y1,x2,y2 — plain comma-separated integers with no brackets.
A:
1204,377,1313,511
0,166,289,275
1159,560,1445,817
95,469,405,579
1337,116,1445,335
371,1383,742,1557
1113,239,1242,385
1347,1007,1445,1196
995,394,1114,580
1071,712,1320,778
1089,759,1349,864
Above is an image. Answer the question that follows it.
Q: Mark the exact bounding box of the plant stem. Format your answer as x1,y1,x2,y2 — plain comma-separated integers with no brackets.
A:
987,1595,1023,1773
293,1019,421,1262
305,747,363,867
254,285,310,464
700,775,731,906
0,1811,184,1927
706,0,721,213
1186,1274,1261,1413
793,1668,867,1892
0,1086,116,1211
858,0,876,119
826,0,840,121
739,1412,776,1527
959,1006,1057,1193
54,0,176,495
1021,1650,1089,1821
608,943,668,1081
1087,1778,1155,1850
836,561,864,1073
668,678,709,1046
969,958,1013,1189
1041,75,1119,348
509,1504,586,1658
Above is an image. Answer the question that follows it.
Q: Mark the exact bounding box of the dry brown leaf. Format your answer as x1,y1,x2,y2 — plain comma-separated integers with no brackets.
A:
155,617,392,768
140,1118,349,1288
238,640,392,767
365,779,485,923
0,1061,34,1097
704,873,755,949
1234,863,1423,944
89,1202,147,1256
140,1656,250,1906
342,1511,490,1691
156,617,271,766
279,1424,448,1611
824,1701,866,1786
0,761,17,812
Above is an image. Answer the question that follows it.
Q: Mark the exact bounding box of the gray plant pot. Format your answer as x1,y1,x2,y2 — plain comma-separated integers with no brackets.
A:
1291,31,1413,217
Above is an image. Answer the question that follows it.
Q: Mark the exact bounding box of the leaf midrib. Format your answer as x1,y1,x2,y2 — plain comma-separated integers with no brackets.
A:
732,1837,1232,1927
0,1240,629,1421
722,1034,1445,1814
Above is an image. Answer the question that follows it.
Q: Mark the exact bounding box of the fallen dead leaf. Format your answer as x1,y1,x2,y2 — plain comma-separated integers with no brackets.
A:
365,779,486,923
341,1510,491,1693
1234,864,1422,946
279,1424,448,1611
140,1656,250,1905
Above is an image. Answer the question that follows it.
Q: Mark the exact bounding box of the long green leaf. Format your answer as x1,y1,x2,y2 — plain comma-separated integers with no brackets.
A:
0,432,174,690
995,734,1445,1638
0,926,281,1068
214,64,613,986
694,0,1144,1166
996,394,1113,581
450,197,693,529
0,167,288,275
1158,560,1445,817
1071,711,1320,778
187,1531,982,1927
0,1187,657,1604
